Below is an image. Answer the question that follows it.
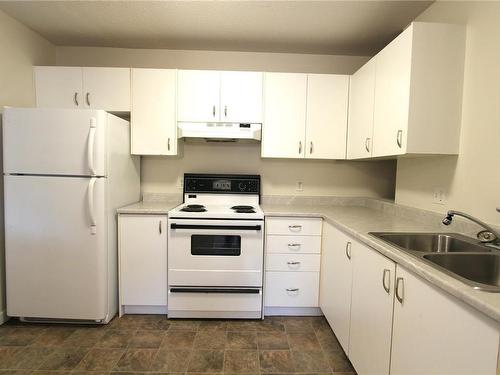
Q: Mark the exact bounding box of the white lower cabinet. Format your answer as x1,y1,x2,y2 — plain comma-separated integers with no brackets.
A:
264,217,322,314
321,223,500,375
118,214,167,315
391,266,499,375
349,242,395,375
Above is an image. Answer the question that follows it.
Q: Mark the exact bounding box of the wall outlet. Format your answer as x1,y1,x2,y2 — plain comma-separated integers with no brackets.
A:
296,181,304,192
433,188,446,205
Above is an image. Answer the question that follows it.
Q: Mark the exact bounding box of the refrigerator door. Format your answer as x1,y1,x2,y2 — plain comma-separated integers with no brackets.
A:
3,107,107,176
4,175,108,320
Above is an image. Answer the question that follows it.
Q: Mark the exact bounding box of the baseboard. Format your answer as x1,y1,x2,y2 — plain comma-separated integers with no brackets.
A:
122,305,168,315
264,307,323,316
0,309,9,325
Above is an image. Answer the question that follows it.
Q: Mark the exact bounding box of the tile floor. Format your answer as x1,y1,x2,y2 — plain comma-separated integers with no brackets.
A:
0,315,355,375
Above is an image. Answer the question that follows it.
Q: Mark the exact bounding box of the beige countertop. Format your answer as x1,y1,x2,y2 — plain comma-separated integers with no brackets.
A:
117,200,180,214
263,204,500,324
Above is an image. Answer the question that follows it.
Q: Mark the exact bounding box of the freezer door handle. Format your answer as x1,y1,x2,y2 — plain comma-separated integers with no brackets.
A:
87,118,97,175
88,178,97,235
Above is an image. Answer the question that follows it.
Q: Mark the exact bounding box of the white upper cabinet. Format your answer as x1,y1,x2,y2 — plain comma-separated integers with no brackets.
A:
347,22,466,159
34,66,130,112
34,66,83,109
177,70,263,123
177,70,221,122
82,67,130,112
131,68,177,155
391,266,499,375
220,71,263,123
305,74,349,159
262,72,307,158
347,59,376,159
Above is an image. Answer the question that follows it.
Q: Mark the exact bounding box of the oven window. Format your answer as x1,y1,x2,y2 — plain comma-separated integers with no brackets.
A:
191,235,241,256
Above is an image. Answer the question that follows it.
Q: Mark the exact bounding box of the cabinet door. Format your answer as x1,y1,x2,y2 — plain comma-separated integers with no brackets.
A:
131,69,177,155
391,266,499,375
34,66,83,109
220,71,263,123
347,59,375,159
372,27,412,157
349,243,395,375
82,67,130,112
119,215,167,306
305,74,349,159
320,223,353,353
177,70,220,122
261,73,307,158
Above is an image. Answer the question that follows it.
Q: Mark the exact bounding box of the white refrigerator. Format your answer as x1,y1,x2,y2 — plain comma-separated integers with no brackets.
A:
3,107,140,323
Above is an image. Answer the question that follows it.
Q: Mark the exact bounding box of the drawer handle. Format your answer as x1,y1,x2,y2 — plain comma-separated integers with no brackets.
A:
287,243,301,250
286,288,299,292
288,225,302,232
287,261,301,265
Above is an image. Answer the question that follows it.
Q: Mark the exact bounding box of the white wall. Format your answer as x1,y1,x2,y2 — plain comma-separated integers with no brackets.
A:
395,2,500,225
0,9,56,322
56,45,396,199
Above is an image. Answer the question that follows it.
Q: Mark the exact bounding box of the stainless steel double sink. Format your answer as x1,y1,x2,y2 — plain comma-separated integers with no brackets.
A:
370,232,500,292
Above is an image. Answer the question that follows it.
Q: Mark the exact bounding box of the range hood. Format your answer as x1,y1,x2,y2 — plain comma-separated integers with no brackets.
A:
177,122,262,142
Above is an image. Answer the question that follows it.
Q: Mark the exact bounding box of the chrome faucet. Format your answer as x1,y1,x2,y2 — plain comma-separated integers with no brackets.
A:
442,210,500,247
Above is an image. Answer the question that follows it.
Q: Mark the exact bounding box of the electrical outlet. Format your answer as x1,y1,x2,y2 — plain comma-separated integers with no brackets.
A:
433,188,446,205
296,181,303,192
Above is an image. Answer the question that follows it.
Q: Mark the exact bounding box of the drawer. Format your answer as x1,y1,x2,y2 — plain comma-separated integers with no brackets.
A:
265,254,320,272
266,235,321,254
264,271,319,307
266,217,322,236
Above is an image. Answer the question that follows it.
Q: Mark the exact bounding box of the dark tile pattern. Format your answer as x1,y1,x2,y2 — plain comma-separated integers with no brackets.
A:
0,315,355,374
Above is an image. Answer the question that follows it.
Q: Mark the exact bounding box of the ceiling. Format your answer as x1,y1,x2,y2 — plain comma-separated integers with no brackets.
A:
0,1,434,56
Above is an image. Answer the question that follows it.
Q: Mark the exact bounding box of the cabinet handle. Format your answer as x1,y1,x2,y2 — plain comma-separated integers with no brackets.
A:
345,241,352,260
159,220,162,234
73,92,79,106
286,288,299,292
167,138,171,151
288,225,302,232
86,92,90,106
382,269,391,294
224,105,227,118
365,137,371,153
396,130,403,148
298,141,302,154
212,105,216,118
287,261,301,265
309,141,313,154
395,277,404,304
287,243,301,249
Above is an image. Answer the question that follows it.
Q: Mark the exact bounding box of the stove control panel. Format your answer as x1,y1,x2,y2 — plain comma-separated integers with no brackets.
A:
184,174,260,195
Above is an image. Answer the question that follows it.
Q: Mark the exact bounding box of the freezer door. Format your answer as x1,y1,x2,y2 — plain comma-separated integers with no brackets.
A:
4,175,108,320
3,107,107,176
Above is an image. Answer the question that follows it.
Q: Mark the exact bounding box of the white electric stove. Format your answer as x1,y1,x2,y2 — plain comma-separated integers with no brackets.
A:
167,174,264,319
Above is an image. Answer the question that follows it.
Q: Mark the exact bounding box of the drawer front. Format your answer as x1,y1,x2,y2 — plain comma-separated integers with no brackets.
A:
264,271,319,307
266,235,321,254
266,217,322,236
266,254,320,272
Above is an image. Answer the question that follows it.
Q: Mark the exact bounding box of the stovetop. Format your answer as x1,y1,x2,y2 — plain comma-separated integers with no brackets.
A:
169,202,264,220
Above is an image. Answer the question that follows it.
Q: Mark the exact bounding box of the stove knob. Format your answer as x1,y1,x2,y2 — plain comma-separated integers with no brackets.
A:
238,182,246,191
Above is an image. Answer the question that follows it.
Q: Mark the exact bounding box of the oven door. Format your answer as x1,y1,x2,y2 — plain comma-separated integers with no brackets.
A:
168,219,264,287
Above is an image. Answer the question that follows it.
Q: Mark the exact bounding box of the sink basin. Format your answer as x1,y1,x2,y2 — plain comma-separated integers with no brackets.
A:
370,232,489,253
423,254,500,291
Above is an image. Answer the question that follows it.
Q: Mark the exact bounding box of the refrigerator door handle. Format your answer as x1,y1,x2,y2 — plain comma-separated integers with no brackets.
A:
87,118,97,175
88,177,97,235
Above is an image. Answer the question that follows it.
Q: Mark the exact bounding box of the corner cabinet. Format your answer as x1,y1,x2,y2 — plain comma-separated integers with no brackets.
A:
177,70,263,123
262,73,349,160
131,68,177,155
34,66,130,112
321,222,500,375
118,214,168,315
347,22,466,159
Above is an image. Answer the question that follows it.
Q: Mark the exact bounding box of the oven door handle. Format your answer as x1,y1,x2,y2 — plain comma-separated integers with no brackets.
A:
170,287,261,294
170,223,261,231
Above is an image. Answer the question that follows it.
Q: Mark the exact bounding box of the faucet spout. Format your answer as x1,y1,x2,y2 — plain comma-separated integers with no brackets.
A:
442,210,500,246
